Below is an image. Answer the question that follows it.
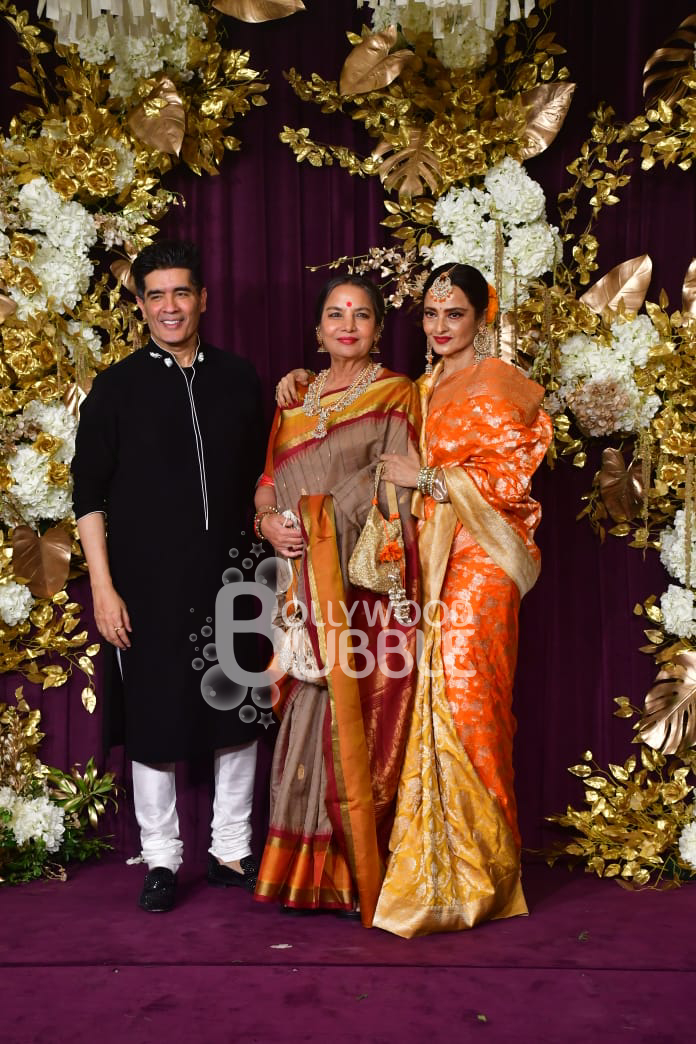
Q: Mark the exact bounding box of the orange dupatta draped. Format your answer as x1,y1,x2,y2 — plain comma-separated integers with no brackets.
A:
373,358,553,938
255,370,421,926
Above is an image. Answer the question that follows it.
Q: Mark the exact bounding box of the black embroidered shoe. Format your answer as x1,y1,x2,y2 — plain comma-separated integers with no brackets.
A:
138,867,177,913
207,854,259,893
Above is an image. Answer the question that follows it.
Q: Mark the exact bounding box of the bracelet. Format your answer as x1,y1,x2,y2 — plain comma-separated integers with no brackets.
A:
254,506,280,540
417,466,436,497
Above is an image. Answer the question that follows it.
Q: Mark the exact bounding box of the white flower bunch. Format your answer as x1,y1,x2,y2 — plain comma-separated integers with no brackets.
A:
63,321,103,364
660,510,696,588
678,811,696,870
0,580,34,627
2,400,77,528
659,584,696,640
556,316,661,437
427,158,561,311
4,446,73,528
60,0,208,99
9,177,97,319
0,787,65,852
22,401,77,462
362,0,508,72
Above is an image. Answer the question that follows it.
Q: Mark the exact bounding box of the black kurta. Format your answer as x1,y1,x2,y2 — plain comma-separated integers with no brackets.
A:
72,341,265,762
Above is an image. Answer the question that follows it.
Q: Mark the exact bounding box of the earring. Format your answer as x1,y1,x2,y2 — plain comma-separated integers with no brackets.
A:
316,326,327,353
425,337,433,375
370,324,383,354
473,323,492,361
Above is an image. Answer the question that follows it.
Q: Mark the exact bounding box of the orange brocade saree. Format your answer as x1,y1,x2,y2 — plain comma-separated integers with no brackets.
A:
373,358,553,938
254,370,421,926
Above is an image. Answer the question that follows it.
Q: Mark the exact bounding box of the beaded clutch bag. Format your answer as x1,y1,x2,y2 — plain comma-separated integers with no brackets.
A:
348,465,410,623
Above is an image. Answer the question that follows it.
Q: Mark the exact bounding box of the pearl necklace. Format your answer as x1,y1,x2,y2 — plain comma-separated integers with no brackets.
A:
303,363,381,438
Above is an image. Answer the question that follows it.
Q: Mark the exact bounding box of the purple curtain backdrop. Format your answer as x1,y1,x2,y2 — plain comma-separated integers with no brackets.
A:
1,0,694,862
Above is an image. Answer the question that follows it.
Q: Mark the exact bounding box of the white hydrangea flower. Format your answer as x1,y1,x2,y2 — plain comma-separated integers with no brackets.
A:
9,178,96,318
661,510,696,588
556,315,661,436
678,817,696,870
0,581,34,627
431,159,559,310
660,584,696,639
485,156,545,224
7,792,65,852
22,400,77,463
4,445,73,528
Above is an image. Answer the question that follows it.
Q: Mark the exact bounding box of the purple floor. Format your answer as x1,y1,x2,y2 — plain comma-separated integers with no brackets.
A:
1,860,694,1043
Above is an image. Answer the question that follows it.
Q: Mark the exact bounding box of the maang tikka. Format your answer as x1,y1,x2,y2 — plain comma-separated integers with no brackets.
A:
429,270,454,302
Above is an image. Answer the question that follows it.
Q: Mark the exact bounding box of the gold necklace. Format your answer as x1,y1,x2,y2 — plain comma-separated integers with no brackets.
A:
303,363,381,438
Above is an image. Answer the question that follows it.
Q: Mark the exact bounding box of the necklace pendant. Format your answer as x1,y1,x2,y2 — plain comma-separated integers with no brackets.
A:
315,410,328,438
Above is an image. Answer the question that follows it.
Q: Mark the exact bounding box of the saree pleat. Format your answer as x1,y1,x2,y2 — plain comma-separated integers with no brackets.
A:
255,370,421,924
374,359,552,938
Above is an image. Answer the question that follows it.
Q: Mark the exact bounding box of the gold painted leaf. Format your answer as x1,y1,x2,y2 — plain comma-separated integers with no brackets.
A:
110,260,136,296
643,15,696,106
11,525,71,599
597,448,643,522
518,82,576,159
212,0,305,20
128,78,185,157
373,129,442,198
682,257,696,316
82,686,96,714
62,380,91,418
339,27,416,96
638,652,696,754
580,255,652,315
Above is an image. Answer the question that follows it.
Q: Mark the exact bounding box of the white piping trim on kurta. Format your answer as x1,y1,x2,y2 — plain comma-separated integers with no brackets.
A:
180,363,209,531
149,345,210,531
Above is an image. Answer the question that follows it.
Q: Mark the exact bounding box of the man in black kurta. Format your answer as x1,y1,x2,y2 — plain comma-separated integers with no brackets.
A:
72,240,265,911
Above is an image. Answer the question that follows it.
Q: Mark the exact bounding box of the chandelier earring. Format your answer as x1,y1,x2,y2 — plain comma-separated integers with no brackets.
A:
316,326,327,353
425,337,434,375
370,324,383,355
473,322,492,362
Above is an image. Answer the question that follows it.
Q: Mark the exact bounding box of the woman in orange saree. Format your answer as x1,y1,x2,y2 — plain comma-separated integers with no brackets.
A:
376,263,553,937
253,276,421,925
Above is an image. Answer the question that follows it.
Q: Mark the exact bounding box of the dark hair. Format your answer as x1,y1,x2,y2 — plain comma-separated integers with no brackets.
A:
422,263,489,319
132,240,203,297
314,274,386,328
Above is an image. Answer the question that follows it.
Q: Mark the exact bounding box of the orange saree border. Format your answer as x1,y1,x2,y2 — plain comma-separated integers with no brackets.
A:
300,494,382,927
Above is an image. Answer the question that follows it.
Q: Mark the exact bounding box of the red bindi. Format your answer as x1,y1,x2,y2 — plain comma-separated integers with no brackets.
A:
345,301,352,307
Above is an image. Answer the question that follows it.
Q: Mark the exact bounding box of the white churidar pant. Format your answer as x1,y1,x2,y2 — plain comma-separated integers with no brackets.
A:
132,740,258,872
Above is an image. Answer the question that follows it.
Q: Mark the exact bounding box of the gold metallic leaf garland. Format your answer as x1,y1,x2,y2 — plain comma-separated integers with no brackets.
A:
282,0,570,232
547,742,696,888
0,2,267,690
